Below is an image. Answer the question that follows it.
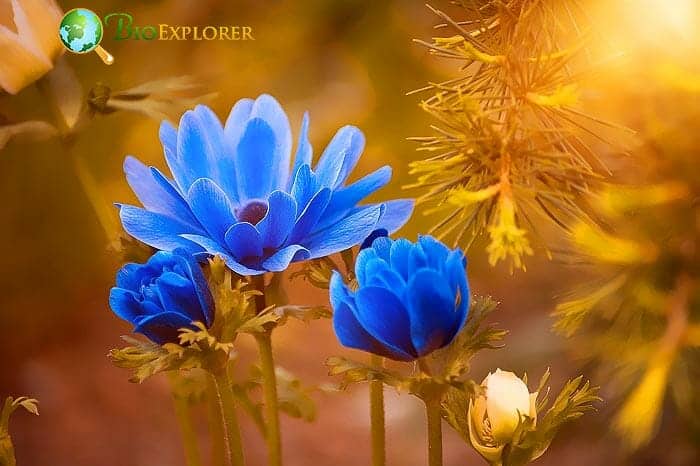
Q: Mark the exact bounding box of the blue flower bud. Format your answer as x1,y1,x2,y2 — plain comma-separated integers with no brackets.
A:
331,235,470,361
109,248,214,344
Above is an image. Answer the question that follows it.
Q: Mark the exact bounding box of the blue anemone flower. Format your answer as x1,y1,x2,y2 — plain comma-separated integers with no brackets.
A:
109,249,214,344
118,94,414,275
330,236,470,361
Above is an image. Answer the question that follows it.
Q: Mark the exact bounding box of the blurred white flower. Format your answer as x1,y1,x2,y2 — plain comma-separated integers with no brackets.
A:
0,0,63,94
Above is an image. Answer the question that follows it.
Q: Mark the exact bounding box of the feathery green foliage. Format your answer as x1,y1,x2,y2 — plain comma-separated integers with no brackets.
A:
555,62,700,450
410,1,626,271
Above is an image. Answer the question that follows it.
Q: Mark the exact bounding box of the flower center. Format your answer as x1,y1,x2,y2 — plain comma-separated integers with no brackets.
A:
235,200,268,224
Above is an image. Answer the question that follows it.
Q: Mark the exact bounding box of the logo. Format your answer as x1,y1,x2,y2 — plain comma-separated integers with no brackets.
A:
59,8,114,65
59,9,255,65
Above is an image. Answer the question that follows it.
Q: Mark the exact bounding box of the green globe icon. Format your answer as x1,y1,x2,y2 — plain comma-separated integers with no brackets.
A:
59,8,103,54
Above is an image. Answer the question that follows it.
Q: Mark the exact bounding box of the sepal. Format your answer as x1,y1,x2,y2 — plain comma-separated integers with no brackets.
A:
109,326,234,383
427,296,506,379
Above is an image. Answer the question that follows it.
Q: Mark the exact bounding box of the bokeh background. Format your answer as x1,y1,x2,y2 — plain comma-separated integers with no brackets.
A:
1,1,698,465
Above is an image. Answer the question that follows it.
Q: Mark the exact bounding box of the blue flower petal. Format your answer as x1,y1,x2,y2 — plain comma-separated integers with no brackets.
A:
408,242,430,276
226,95,292,195
370,236,392,262
418,235,452,271
175,109,221,189
191,105,239,204
289,112,313,190
179,234,227,254
315,166,391,230
290,164,319,210
445,250,470,336
389,238,412,280
115,263,144,290
224,222,263,262
180,235,264,276
262,245,310,272
223,256,265,276
406,269,459,356
134,312,194,345
257,191,297,249
155,271,205,324
287,188,331,244
248,95,292,187
172,248,215,327
159,121,177,160
234,118,279,200
119,205,204,253
187,178,236,243
375,199,414,234
333,299,413,361
124,156,195,224
354,247,379,288
304,204,384,259
315,126,365,188
224,97,254,143
161,121,192,193
329,271,353,309
354,286,416,360
363,258,406,298
109,287,143,322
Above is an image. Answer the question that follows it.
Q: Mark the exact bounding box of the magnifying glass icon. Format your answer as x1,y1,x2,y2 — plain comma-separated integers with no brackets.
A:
59,8,114,65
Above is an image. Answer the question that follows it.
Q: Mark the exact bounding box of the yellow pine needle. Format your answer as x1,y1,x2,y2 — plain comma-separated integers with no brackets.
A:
570,222,658,265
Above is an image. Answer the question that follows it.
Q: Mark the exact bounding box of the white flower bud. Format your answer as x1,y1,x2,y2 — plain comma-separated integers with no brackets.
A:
483,369,534,443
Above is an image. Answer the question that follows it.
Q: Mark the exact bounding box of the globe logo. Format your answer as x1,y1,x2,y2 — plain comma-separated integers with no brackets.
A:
59,8,114,65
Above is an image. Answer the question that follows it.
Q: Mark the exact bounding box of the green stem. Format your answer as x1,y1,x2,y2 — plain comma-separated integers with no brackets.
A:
369,355,386,466
207,375,227,466
168,375,203,466
425,395,443,466
252,275,283,466
212,371,246,466
256,331,283,466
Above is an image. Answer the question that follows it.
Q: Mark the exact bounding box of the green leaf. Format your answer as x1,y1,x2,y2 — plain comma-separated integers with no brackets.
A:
441,386,474,442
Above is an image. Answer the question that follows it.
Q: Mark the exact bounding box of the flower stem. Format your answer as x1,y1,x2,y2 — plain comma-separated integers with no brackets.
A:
252,275,283,466
256,331,283,466
369,355,386,466
425,395,443,466
207,375,227,466
212,371,246,466
168,374,203,466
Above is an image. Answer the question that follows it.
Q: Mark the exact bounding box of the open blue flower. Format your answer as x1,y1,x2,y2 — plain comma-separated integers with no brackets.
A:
331,236,470,361
118,94,414,275
109,249,214,344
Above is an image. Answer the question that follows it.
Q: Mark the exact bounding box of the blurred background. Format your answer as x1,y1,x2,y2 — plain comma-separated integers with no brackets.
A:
0,1,698,465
